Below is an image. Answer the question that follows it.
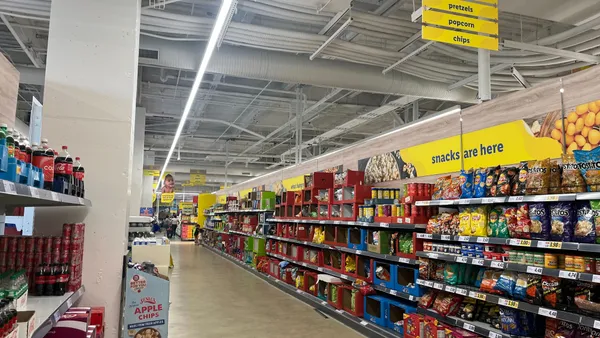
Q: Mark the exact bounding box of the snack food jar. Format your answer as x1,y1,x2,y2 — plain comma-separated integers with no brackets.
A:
411,204,419,217
377,205,384,217
417,183,425,196
408,183,417,196
558,254,566,269
573,256,586,272
358,206,364,219
544,253,558,268
405,204,411,217
371,188,377,199
394,189,400,200
585,257,595,273
565,255,574,271
383,189,390,199
516,251,526,264
534,253,544,267
400,204,405,217
525,252,534,264
377,189,383,199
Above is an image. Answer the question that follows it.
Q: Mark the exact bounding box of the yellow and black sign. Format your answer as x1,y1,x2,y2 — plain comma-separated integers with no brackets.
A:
161,193,175,204
422,0,498,51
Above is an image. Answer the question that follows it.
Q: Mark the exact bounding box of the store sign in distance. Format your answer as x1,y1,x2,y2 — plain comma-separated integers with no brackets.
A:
422,10,498,35
422,26,498,51
423,0,498,20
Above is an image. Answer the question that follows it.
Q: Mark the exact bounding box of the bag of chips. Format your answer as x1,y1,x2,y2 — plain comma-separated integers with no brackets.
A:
418,290,438,308
459,207,472,236
526,158,550,195
471,206,489,237
426,216,440,235
575,201,596,243
574,148,600,192
550,202,575,242
549,160,562,194
504,206,518,238
542,276,562,308
494,271,517,296
556,320,577,338
511,203,531,239
575,323,600,338
480,269,503,294
530,203,551,240
432,293,463,316
442,176,462,200
473,168,487,198
562,153,586,193
514,273,528,301
488,207,500,237
592,201,600,244
459,169,474,199
499,307,520,335
512,161,528,196
485,166,501,197
432,175,452,200
444,263,460,285
496,166,517,196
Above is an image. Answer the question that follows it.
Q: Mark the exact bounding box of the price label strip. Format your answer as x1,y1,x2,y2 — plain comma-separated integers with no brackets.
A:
498,298,519,309
463,323,475,332
456,288,468,296
537,241,562,249
2,181,15,195
559,270,578,280
538,307,557,319
456,256,468,263
490,261,504,269
472,258,484,266
527,266,543,275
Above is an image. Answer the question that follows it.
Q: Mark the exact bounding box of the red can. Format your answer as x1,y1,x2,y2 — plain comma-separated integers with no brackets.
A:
71,223,84,241
33,252,42,266
7,238,17,253
60,251,70,264
62,223,72,240
25,254,34,270
404,204,411,217
71,241,83,252
407,183,417,196
42,252,51,265
16,237,25,253
24,237,34,253
6,252,15,270
417,183,424,196
0,237,8,252
52,237,62,251
15,252,25,269
52,250,60,264
34,237,44,252
411,204,420,217
43,237,52,253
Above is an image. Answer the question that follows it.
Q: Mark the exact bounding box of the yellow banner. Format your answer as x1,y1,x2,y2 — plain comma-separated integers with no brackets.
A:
422,10,498,35
144,169,160,176
239,188,252,199
217,195,227,204
476,0,497,5
161,193,175,204
190,173,206,185
282,175,305,191
179,202,193,209
423,0,498,20
399,120,562,177
422,25,498,51
181,181,194,187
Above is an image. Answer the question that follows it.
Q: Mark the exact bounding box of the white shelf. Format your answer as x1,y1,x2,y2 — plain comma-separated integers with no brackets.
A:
27,286,85,338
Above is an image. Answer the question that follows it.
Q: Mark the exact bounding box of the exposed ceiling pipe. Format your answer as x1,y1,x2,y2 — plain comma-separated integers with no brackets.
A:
145,146,283,158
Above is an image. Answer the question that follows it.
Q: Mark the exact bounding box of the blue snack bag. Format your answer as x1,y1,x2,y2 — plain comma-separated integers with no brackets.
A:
529,203,550,240
473,168,487,198
459,169,474,198
550,202,575,242
574,147,600,192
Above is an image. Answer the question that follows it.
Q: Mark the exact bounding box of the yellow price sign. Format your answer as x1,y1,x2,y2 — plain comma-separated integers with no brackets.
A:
423,0,498,20
500,298,519,309
474,292,487,301
422,25,498,51
422,10,498,35
144,169,160,177
161,193,175,204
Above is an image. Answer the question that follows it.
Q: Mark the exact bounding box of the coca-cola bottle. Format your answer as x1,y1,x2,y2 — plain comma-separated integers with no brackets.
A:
34,264,45,296
23,138,32,164
33,141,54,190
54,146,73,195
73,157,84,198
18,135,26,162
55,264,69,296
44,264,56,296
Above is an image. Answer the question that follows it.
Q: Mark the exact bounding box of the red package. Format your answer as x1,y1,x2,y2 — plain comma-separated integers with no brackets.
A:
512,204,532,239
432,293,463,316
418,290,439,308
479,270,504,295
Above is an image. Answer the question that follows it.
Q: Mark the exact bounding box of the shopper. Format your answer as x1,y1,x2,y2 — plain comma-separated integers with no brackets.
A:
194,224,201,245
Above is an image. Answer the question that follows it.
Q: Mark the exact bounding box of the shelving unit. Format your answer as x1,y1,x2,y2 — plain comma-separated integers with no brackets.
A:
267,218,426,229
28,286,86,338
416,307,511,338
0,179,91,207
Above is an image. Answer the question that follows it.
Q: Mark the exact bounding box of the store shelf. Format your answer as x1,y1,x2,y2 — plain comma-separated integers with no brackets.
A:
266,252,419,302
267,235,418,265
266,218,426,230
415,278,591,328
0,180,92,207
128,227,152,232
29,286,85,338
229,230,266,239
202,244,401,338
413,193,600,207
416,233,581,251
203,228,229,235
415,251,598,283
416,307,513,338
215,209,271,214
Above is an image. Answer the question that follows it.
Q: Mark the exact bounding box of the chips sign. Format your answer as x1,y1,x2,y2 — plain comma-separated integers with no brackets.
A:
422,0,498,51
160,193,175,204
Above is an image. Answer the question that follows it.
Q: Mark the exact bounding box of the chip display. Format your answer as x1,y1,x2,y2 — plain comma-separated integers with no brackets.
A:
526,158,550,195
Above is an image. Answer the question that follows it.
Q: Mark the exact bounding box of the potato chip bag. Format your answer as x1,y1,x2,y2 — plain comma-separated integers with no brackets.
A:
512,161,528,196
574,148,600,192
526,158,550,195
459,169,474,199
549,161,561,194
529,203,550,240
575,201,596,243
459,207,472,236
561,153,586,193
473,168,487,198
470,206,489,237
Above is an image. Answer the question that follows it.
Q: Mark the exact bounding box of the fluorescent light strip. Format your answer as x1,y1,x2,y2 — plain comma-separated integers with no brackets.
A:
156,0,235,189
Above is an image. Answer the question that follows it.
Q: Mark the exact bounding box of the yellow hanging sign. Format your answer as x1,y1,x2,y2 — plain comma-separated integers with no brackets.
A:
217,195,227,204
152,193,157,203
423,0,498,20
161,193,175,204
422,10,498,35
144,169,160,176
422,25,498,51
190,173,206,185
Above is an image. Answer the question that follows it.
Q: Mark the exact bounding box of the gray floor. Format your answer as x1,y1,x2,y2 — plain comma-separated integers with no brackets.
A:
168,242,365,337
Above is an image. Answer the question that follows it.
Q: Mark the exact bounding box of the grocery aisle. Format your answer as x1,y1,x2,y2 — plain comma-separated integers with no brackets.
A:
168,242,364,338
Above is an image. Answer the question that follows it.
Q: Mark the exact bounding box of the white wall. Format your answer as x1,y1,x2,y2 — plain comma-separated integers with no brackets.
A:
130,107,145,216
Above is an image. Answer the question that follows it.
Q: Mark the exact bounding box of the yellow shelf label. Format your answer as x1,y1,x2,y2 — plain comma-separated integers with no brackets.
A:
422,25,498,51
423,0,498,20
423,10,498,35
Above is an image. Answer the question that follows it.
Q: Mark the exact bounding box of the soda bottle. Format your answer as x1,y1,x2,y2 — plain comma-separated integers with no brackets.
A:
54,146,73,195
54,264,68,296
12,131,20,161
18,135,26,162
5,129,14,159
73,157,85,198
25,138,32,164
0,124,5,143
34,264,45,296
33,142,54,190
44,264,56,296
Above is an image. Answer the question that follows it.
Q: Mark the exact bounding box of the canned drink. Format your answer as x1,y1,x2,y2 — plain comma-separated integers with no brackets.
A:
42,237,52,253
62,223,73,239
52,237,62,251
412,204,419,217
24,237,34,253
34,237,44,252
7,237,17,253
61,251,70,264
0,237,7,252
15,252,25,269
33,252,42,266
408,183,417,195
404,204,411,217
52,250,60,264
42,252,51,265
6,252,15,270
417,183,424,196
17,237,26,253
71,223,85,241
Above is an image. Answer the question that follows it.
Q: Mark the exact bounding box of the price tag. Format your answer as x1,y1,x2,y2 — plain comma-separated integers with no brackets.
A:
441,235,451,241
458,199,470,205
360,320,368,326
458,236,471,242
334,221,341,224
490,261,504,269
593,275,600,284
476,237,490,244
396,218,403,224
509,196,524,202
340,274,348,279
417,279,427,286
53,312,60,322
499,298,519,309
418,233,433,239
427,253,439,259
390,290,398,295
527,266,543,275
419,201,431,206
405,217,411,223
29,187,39,198
482,198,495,204
433,282,444,290
559,270,578,280
321,301,328,306
319,221,326,224
2,181,15,194
489,331,502,338
336,309,344,314
538,307,558,318
297,289,303,294
398,257,410,264
509,239,531,247
456,288,468,296
317,267,323,272
546,195,560,202
472,258,484,266
301,263,307,267
51,192,59,201
594,321,600,330
446,286,456,293
470,292,487,301
356,250,362,255
537,241,562,249
456,256,468,263
380,223,389,228
440,200,454,206
463,323,475,332
425,281,434,287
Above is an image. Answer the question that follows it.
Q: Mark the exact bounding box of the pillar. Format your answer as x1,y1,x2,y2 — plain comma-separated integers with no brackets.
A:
42,0,141,336
478,49,492,101
130,107,146,216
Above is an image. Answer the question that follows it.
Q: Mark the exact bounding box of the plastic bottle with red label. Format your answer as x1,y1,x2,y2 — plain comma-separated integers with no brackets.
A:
54,146,73,195
32,140,54,190
18,135,26,163
11,131,20,162
73,157,84,198
4,126,13,159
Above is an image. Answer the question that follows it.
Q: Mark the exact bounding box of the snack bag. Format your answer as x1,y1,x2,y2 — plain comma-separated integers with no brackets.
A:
345,255,356,273
500,307,520,335
485,166,501,197
496,207,510,238
458,208,472,236
592,201,600,244
480,269,503,294
470,206,489,237
496,166,517,196
542,276,561,308
488,207,500,237
504,206,518,238
575,201,596,243
512,161,528,196
550,202,575,242
442,176,462,200
494,271,517,296
427,216,440,235
574,148,600,192
418,290,438,308
529,203,551,240
432,175,452,200
526,158,550,195
549,160,562,194
561,153,586,193
514,273,528,301
459,169,474,199
444,263,460,285
473,168,487,198
513,203,531,239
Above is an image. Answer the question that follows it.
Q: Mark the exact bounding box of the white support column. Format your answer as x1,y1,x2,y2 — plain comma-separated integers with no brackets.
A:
42,0,141,336
478,49,492,101
130,107,146,216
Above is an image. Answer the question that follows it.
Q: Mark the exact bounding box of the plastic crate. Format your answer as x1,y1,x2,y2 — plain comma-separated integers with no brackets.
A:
373,261,396,289
364,295,388,327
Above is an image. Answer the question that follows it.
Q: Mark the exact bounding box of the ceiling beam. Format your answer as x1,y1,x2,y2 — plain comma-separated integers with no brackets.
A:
146,113,266,140
0,15,43,68
503,40,600,64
